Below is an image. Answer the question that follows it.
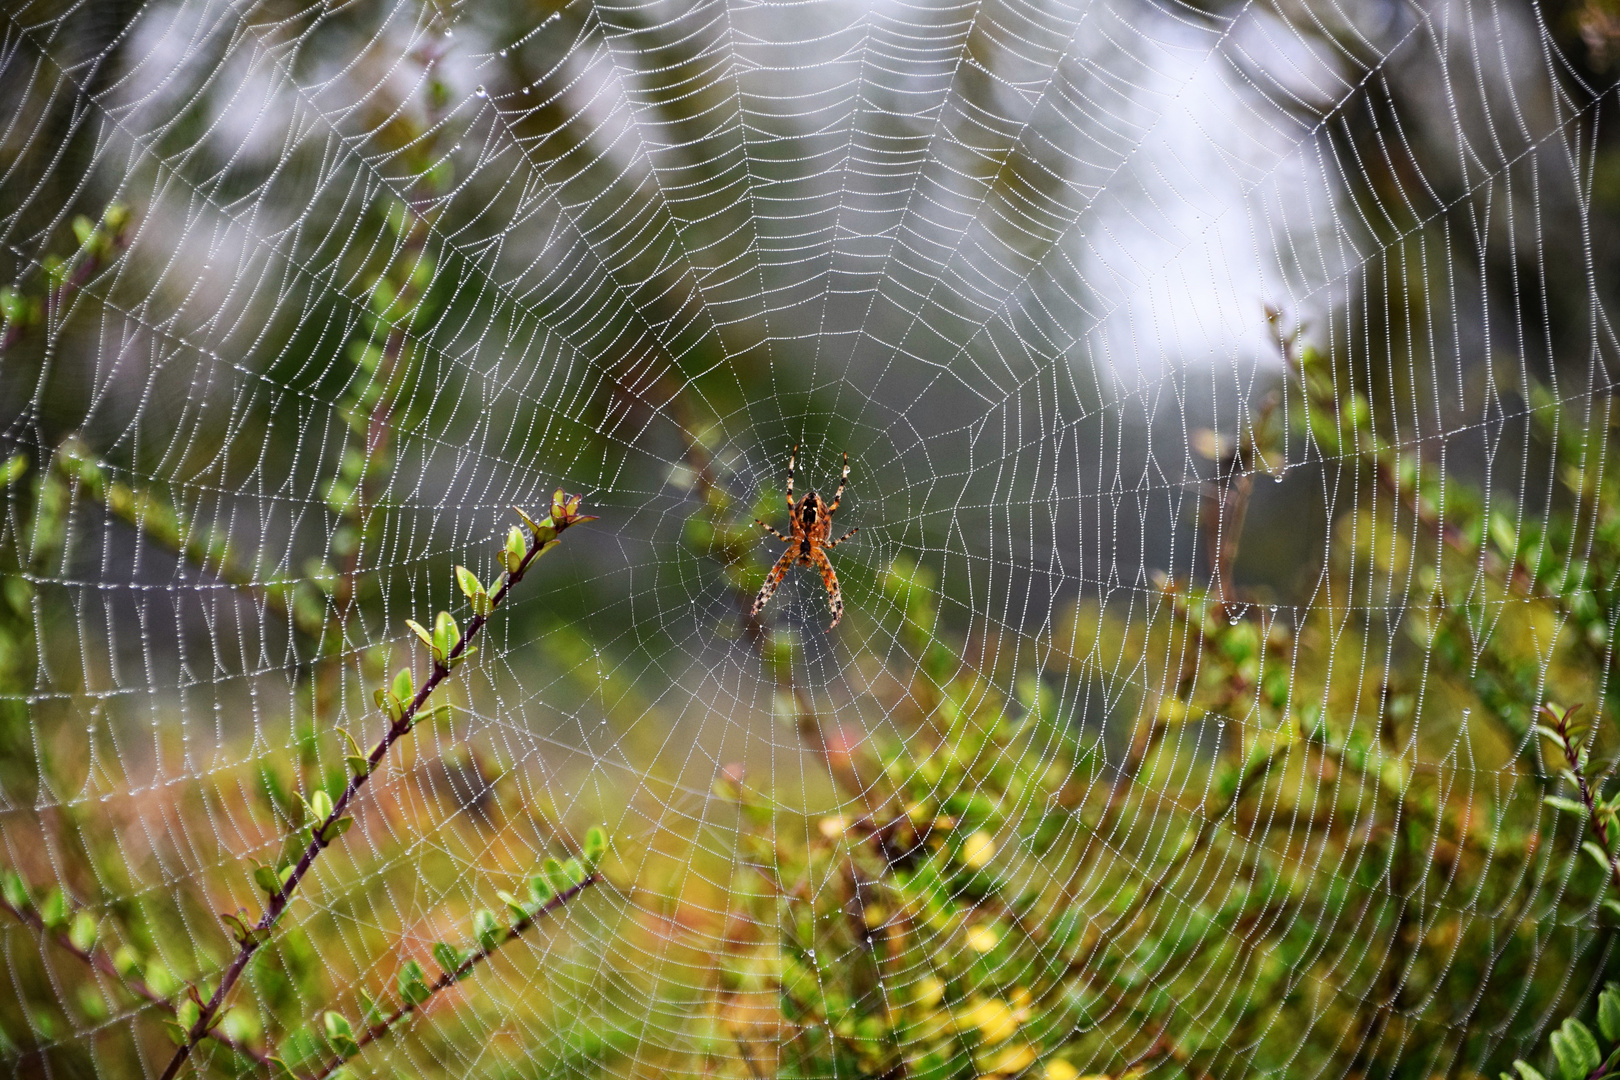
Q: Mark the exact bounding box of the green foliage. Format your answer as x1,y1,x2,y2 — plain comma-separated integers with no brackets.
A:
1508,984,1620,1080
0,50,1617,1075
0,485,602,1076
683,349,1620,1078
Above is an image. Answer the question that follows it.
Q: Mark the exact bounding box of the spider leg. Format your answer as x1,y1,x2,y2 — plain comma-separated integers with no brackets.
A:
827,526,858,550
750,547,798,619
810,547,845,630
785,444,798,508
827,452,849,513
756,519,789,543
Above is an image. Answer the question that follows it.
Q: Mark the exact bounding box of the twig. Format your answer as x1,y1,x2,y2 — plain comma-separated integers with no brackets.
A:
158,497,593,1080
0,897,271,1067
1540,702,1620,894
1,207,131,355
304,874,598,1080
1052,739,1289,997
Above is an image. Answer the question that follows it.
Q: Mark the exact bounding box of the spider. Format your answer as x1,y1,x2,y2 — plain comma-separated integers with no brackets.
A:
752,444,858,630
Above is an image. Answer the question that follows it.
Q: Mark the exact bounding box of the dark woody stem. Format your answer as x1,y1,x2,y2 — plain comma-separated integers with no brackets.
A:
1550,707,1620,895
157,508,587,1080
0,897,272,1068
304,874,598,1080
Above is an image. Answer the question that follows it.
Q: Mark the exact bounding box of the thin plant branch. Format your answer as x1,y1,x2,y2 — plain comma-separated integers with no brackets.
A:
1539,702,1620,895
0,896,271,1068
303,873,598,1080
158,494,594,1080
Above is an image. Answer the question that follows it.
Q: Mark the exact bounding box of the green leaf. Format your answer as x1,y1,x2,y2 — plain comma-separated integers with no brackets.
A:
529,874,555,906
560,858,586,889
359,990,384,1027
144,961,178,996
220,911,267,947
405,619,434,652
398,960,431,1006
1551,1018,1602,1080
473,908,500,952
511,505,544,535
433,941,465,979
1600,985,1620,1041
500,526,527,572
497,890,529,923
1584,840,1612,874
0,287,24,323
544,857,571,897
307,789,334,822
433,611,460,665
1,871,29,911
39,888,68,929
323,1011,358,1058
163,1020,190,1046
337,728,373,777
68,912,97,952
0,454,28,488
319,817,355,845
583,825,607,867
515,506,557,548
391,668,415,709
1545,796,1589,816
1512,1061,1549,1080
455,566,491,616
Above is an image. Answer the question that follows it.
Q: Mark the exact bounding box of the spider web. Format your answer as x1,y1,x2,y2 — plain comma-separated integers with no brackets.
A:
1,0,1617,1075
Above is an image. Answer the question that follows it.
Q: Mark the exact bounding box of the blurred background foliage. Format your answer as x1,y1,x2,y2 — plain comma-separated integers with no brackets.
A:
3,0,1620,1077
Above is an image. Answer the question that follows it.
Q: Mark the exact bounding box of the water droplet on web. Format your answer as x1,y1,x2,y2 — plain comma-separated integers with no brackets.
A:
474,85,487,98
523,86,531,94
1273,469,1287,482
444,28,454,37
499,48,508,57
1269,604,1279,614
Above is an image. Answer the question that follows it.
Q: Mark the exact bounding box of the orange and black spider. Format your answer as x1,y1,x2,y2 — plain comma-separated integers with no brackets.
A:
752,444,857,630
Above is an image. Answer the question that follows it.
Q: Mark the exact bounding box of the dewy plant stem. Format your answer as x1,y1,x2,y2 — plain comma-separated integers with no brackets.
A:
158,494,594,1080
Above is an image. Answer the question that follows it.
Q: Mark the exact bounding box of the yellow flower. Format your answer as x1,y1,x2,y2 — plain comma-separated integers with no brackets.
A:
913,975,944,1007
961,830,996,869
981,1042,1036,1075
967,923,1000,953
817,816,846,839
1044,1063,1080,1080
957,996,1018,1044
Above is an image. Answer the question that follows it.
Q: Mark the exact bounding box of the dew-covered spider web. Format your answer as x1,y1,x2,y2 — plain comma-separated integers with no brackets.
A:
3,0,1620,1076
